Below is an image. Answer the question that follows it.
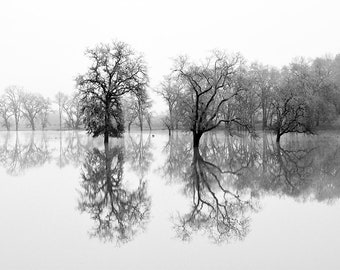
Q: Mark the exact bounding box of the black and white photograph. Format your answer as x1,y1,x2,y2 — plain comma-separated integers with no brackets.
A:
0,0,340,269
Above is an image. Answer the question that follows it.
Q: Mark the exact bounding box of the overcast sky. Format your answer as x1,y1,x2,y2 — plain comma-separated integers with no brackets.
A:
0,0,339,114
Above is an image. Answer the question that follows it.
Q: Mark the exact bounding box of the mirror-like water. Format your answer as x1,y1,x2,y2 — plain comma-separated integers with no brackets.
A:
0,131,340,270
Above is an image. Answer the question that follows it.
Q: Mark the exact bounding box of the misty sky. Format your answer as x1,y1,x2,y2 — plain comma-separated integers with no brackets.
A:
0,0,339,114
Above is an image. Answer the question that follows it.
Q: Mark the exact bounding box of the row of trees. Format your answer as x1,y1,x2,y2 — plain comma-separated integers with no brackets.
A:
0,86,51,131
2,40,339,144
157,53,340,143
0,87,84,131
0,84,153,133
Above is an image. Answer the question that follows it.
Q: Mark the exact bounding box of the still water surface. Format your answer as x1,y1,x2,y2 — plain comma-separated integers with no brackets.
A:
0,131,340,270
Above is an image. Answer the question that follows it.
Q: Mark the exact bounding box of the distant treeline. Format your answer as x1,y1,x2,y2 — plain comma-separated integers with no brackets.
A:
0,88,83,131
0,87,155,132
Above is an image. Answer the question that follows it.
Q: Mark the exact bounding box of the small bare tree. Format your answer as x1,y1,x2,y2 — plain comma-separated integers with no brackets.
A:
62,92,82,130
5,86,23,131
123,95,137,132
0,95,12,130
157,75,184,132
21,92,46,131
270,65,314,143
39,97,51,130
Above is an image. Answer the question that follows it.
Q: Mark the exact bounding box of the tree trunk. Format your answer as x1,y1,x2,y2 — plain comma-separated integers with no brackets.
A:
262,113,267,130
139,118,143,132
316,112,320,127
104,131,109,144
59,110,62,130
128,122,132,132
5,120,10,131
262,133,268,173
193,131,202,148
104,142,111,185
262,102,268,130
104,101,110,144
276,131,281,143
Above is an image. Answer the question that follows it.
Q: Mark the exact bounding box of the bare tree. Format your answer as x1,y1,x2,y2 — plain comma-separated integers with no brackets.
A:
171,51,252,147
123,91,152,132
76,41,148,143
122,95,137,132
62,92,82,130
39,97,51,130
145,111,152,130
21,92,45,131
0,95,12,130
249,63,278,130
135,90,152,131
157,75,184,132
270,66,314,143
5,86,23,131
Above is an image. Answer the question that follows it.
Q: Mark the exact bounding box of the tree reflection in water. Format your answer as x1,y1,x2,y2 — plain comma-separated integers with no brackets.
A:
173,146,257,243
165,132,340,243
124,133,153,177
78,142,151,244
0,132,51,175
161,132,192,182
57,131,94,168
236,134,340,202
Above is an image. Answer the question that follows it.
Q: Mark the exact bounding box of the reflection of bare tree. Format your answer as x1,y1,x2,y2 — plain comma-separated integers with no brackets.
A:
165,132,340,243
260,139,315,197
173,143,257,243
233,134,340,202
0,132,10,165
161,132,192,182
0,132,51,175
78,143,151,244
125,133,153,176
57,131,93,168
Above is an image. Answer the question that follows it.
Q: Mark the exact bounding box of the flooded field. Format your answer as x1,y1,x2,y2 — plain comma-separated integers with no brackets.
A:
0,130,340,270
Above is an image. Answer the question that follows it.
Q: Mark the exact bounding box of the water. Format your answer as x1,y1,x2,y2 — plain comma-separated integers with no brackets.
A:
0,130,340,270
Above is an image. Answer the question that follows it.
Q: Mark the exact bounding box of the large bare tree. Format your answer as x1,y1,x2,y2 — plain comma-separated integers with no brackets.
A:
170,51,252,147
76,41,148,143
